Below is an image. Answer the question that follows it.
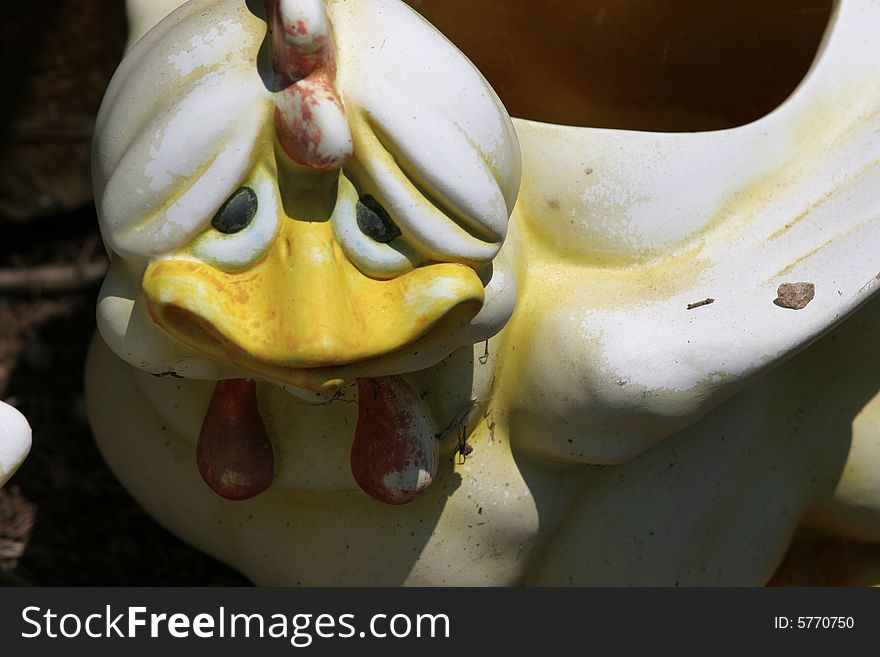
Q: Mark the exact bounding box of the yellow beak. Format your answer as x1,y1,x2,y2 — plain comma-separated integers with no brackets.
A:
143,218,484,391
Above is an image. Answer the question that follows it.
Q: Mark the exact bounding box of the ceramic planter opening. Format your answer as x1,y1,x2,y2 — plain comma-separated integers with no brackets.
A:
406,0,833,131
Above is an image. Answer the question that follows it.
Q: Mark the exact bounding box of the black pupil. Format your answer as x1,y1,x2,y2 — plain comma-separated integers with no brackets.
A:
212,187,258,234
356,195,401,243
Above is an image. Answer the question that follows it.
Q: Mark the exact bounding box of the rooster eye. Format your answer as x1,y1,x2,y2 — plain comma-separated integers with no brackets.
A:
356,195,401,243
212,187,258,234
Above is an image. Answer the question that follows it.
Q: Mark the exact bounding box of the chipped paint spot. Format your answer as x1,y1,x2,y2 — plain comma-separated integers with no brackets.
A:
167,20,253,77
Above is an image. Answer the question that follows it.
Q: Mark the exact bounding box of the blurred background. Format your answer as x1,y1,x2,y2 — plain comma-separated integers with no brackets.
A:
0,1,249,585
0,0,832,585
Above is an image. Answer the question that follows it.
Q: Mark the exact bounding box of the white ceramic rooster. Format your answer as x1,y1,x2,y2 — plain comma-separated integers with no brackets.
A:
87,0,880,585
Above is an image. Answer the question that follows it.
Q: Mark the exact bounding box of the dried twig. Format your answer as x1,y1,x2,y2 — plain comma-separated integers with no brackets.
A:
0,258,108,295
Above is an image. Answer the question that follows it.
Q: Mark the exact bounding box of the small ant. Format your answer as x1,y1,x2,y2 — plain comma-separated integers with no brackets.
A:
456,429,474,465
438,399,481,464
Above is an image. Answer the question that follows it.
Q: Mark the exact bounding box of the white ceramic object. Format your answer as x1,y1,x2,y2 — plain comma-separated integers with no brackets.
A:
0,402,31,488
87,0,880,584
504,0,880,464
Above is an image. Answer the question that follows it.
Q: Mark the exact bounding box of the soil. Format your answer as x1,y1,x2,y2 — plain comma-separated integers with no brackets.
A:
0,1,248,586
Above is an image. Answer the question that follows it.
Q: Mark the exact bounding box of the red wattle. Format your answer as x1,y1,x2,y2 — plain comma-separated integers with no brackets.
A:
197,379,274,501
351,376,438,505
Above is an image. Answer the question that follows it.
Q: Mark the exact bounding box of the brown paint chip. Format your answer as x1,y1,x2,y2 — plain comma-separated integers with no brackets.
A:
776,282,815,310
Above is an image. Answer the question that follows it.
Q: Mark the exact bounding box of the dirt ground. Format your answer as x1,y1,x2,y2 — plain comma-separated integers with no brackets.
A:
0,1,248,586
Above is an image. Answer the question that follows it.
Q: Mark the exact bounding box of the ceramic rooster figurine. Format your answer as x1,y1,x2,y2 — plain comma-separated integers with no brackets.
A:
87,0,880,585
